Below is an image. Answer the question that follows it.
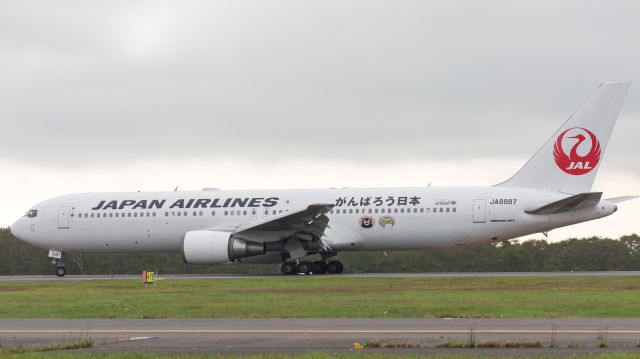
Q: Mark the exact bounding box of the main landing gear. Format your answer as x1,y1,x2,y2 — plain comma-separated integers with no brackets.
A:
281,260,343,275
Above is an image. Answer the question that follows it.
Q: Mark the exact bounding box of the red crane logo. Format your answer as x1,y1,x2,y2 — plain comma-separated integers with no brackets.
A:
553,127,601,175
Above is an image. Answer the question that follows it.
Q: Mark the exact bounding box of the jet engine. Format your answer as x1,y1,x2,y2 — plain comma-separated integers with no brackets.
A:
181,230,265,264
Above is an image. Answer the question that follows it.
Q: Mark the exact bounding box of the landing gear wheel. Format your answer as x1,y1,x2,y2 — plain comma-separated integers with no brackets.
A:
297,261,312,274
311,261,328,274
281,262,297,275
55,266,66,277
327,261,343,274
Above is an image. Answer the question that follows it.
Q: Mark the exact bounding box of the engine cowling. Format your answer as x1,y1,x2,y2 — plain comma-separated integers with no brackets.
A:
181,230,266,264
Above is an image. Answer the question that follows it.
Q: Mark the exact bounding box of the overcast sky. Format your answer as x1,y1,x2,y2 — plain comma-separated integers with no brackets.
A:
1,0,638,240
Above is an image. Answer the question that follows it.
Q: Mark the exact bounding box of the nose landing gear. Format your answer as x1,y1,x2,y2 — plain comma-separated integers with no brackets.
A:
55,265,66,277
48,250,66,277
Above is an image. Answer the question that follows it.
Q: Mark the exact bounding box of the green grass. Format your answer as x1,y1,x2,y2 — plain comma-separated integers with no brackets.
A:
1,276,639,318
2,353,640,359
0,338,94,354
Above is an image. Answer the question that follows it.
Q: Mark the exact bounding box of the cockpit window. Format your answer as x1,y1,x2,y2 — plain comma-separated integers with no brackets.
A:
25,209,38,218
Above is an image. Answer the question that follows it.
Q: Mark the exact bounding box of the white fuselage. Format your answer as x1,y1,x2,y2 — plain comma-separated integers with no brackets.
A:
11,186,616,255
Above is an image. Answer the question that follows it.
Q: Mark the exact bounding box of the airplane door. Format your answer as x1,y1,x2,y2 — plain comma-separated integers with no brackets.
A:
58,206,70,229
250,209,257,221
473,199,486,223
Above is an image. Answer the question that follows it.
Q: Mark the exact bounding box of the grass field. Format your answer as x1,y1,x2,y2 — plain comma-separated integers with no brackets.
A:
2,353,640,359
1,276,639,319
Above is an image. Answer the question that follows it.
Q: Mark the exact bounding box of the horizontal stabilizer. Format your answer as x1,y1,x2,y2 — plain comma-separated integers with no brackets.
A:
525,192,602,215
605,196,638,204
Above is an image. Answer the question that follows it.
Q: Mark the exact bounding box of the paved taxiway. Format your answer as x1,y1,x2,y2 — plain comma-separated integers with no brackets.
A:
1,271,639,282
2,319,640,355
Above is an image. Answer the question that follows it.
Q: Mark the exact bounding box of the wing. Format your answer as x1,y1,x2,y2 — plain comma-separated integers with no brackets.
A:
225,203,334,260
233,203,334,238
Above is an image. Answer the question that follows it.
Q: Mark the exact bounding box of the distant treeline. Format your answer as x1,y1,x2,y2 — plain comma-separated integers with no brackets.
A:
1,228,639,275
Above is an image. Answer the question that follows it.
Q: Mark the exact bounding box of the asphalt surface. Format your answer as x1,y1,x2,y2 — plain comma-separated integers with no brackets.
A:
1,271,639,281
2,319,640,355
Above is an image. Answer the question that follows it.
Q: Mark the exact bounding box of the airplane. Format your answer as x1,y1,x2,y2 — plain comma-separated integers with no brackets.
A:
10,82,636,277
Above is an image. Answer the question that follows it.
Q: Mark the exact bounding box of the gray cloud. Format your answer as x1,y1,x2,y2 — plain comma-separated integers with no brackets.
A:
1,0,639,171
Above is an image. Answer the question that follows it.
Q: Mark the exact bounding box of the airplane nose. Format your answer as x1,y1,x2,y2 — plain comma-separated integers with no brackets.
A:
10,218,25,240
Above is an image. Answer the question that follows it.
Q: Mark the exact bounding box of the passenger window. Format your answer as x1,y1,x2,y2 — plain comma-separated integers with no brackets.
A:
433,208,437,213
193,211,197,216
184,211,187,216
394,208,398,213
177,212,181,216
91,213,94,218
134,213,138,217
374,208,379,214
453,207,457,213
446,207,450,213
273,210,276,215
224,211,228,216
439,208,443,213
199,211,203,216
243,210,247,216
85,213,88,218
368,209,372,214
153,212,157,217
212,211,216,216
355,209,359,214
400,208,404,213
264,209,269,215
420,208,424,213
109,213,113,218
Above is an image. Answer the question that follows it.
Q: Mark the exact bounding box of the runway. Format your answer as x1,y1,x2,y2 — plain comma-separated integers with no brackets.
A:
2,319,640,355
1,271,639,282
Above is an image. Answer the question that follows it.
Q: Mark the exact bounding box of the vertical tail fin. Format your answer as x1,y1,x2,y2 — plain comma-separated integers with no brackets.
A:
498,82,630,194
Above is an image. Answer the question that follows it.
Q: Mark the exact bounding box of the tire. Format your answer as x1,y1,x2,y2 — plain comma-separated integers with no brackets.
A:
55,266,66,277
297,261,312,274
327,261,343,274
281,262,297,275
311,261,327,274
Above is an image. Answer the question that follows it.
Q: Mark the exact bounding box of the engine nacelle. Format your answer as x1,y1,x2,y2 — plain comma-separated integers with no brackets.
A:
181,230,266,264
